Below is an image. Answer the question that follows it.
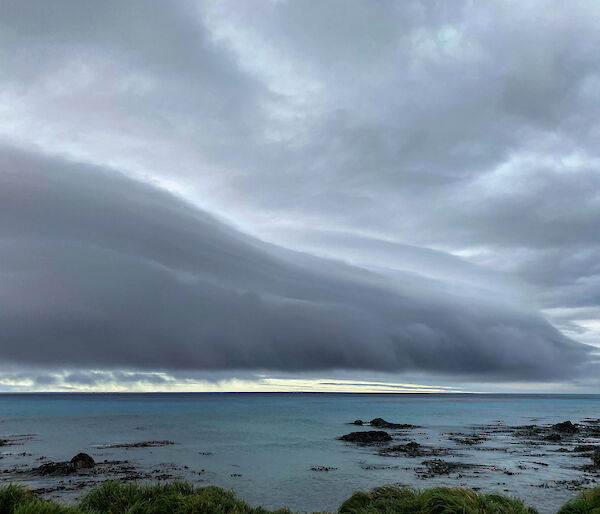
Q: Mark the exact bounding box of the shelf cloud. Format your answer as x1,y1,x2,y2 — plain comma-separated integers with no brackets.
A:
0,146,593,382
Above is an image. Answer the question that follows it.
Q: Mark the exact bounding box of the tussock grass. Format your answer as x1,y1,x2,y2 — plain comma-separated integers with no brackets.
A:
556,486,600,513
0,484,78,514
0,484,29,514
79,480,286,514
338,485,538,514
1,480,599,513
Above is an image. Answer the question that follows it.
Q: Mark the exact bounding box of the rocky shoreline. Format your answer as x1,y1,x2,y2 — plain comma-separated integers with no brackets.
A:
0,436,197,497
1,416,599,508
336,416,600,492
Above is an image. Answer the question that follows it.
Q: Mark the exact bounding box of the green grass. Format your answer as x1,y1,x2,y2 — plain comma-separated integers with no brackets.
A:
78,480,287,514
556,486,600,513
0,484,79,514
338,485,538,514
1,481,599,513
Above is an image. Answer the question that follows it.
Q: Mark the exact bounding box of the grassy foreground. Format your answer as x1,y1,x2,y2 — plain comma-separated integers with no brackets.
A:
0,481,599,513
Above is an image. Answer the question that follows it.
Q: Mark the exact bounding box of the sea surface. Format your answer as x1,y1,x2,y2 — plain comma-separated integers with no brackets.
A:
1,393,599,513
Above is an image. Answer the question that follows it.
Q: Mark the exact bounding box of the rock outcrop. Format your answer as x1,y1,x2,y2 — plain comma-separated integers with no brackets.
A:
369,418,415,429
338,431,392,444
70,452,95,469
551,421,578,433
35,453,95,475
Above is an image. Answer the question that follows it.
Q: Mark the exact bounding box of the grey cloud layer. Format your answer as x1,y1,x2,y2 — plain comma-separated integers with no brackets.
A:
0,1,599,385
200,0,600,328
0,147,591,380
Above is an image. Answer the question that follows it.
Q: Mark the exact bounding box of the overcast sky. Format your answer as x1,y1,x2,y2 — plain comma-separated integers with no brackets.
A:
1,0,599,392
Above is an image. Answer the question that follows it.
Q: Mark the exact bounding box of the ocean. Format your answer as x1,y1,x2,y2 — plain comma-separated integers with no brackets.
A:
1,393,599,513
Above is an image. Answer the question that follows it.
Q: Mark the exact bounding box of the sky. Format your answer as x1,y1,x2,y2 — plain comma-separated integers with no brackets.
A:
1,0,599,393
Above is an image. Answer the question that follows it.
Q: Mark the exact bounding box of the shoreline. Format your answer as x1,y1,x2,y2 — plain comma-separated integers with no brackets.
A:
1,395,599,512
4,417,597,495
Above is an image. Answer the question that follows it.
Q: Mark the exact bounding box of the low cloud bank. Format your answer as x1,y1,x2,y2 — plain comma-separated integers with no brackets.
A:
0,146,593,382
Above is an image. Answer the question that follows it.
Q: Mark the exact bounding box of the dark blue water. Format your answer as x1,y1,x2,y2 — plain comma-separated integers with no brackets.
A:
1,393,599,512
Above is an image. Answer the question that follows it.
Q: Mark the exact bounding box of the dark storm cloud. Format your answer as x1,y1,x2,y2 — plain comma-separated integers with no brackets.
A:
0,146,592,381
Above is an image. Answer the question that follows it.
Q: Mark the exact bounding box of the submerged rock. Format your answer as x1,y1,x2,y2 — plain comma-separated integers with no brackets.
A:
551,421,579,433
310,465,338,471
420,459,468,476
103,440,176,448
351,420,364,425
379,441,450,458
449,434,487,446
339,431,392,444
380,441,424,457
544,433,562,442
574,445,598,453
593,448,600,468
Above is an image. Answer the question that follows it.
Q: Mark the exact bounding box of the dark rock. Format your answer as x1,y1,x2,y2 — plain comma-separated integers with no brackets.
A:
310,465,338,471
70,453,95,469
35,452,95,475
551,421,578,433
369,417,415,429
351,420,364,425
369,417,391,427
36,461,75,475
338,430,392,444
544,433,562,442
379,441,450,458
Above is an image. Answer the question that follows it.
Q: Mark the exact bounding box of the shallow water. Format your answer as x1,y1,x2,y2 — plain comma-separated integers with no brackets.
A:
1,393,599,513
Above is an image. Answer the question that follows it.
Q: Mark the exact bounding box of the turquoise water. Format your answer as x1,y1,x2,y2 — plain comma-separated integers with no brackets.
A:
1,393,599,512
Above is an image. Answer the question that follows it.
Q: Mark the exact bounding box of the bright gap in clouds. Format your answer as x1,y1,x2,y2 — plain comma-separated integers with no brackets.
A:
0,372,459,394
